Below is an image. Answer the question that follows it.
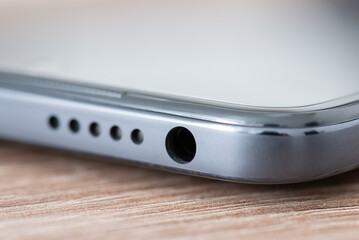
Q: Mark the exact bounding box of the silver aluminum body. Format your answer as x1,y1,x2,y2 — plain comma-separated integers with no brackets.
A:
1,72,359,184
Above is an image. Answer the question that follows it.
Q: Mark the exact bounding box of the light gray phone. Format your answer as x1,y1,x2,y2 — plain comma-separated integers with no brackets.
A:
0,0,359,183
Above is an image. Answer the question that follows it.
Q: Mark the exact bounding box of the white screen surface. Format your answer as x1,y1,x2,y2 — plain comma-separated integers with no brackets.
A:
0,0,358,108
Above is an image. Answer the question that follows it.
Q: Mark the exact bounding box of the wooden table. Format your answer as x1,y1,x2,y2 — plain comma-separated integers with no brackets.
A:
0,140,358,240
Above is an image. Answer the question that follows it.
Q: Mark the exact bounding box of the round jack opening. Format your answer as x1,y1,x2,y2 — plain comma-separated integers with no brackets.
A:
166,127,196,164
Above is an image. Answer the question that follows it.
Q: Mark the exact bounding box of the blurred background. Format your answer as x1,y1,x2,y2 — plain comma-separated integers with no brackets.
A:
1,1,359,240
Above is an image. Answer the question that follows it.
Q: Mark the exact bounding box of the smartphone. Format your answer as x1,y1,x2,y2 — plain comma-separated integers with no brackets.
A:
0,0,358,183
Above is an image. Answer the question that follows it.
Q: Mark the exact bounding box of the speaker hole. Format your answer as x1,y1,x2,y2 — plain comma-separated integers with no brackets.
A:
110,126,122,141
89,122,101,137
69,119,80,133
166,127,196,164
131,129,144,145
48,116,59,130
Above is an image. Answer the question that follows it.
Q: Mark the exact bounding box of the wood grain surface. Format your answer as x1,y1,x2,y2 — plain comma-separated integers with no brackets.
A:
0,140,359,240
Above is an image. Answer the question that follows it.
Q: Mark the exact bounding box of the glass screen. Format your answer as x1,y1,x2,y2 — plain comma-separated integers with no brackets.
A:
1,0,358,108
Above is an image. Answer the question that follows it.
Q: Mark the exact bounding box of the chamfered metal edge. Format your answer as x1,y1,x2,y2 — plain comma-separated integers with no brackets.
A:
2,138,359,185
1,76,359,184
0,70,359,128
